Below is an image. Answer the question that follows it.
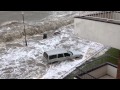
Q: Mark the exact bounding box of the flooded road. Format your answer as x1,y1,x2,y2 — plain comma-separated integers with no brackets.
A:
0,11,51,25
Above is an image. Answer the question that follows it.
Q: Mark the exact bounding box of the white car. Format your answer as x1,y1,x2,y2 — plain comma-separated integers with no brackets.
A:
43,48,83,64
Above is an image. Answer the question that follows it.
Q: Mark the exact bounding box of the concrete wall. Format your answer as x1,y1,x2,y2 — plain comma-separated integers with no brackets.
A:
74,18,120,50
86,65,117,78
81,65,117,78
107,65,117,78
88,66,107,78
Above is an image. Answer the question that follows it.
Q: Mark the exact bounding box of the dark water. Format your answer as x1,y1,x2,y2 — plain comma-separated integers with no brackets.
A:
0,11,51,25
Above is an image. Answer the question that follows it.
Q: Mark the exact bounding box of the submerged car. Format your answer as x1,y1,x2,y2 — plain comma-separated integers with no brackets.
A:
43,48,83,64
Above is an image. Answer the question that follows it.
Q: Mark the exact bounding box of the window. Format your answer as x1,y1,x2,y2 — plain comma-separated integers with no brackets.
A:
49,55,57,60
68,51,73,55
58,54,64,58
64,53,70,57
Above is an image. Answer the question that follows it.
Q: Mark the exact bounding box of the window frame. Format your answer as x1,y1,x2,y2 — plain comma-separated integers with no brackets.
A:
49,55,57,60
64,53,71,57
58,53,64,58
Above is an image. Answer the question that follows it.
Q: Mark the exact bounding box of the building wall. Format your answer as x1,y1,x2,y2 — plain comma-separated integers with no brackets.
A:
74,18,120,50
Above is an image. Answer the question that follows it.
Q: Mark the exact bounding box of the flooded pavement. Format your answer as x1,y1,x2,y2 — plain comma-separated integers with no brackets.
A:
0,11,107,79
0,11,51,25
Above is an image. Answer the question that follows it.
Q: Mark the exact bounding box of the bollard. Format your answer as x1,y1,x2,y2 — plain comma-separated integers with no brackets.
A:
43,33,47,39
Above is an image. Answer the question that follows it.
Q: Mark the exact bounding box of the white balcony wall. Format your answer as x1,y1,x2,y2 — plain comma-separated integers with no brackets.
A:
74,18,120,50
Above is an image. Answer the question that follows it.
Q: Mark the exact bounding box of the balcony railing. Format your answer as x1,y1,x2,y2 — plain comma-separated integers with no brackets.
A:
64,52,118,79
77,54,118,73
76,11,120,25
64,67,97,79
75,68,97,79
75,62,117,79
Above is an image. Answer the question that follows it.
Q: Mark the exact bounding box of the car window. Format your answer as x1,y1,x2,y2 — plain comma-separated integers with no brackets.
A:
58,54,64,58
64,53,70,57
49,55,57,60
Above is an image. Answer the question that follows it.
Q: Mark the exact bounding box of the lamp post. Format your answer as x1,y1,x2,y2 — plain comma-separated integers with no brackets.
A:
22,11,27,46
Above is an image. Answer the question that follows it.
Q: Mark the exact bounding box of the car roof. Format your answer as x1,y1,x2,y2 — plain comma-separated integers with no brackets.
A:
45,48,68,56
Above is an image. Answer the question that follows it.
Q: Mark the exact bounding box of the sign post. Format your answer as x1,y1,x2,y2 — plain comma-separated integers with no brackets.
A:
22,11,27,46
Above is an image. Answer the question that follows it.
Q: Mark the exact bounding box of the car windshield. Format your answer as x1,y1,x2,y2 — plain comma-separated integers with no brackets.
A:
68,51,73,55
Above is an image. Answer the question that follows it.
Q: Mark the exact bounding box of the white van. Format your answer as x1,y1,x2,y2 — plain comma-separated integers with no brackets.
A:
43,48,83,64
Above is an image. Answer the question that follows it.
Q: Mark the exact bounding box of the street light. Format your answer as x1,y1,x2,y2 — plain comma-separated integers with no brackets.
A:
21,11,27,46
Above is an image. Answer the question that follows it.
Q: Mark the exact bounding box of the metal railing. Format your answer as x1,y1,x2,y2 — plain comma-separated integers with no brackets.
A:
75,62,117,79
75,68,97,79
64,68,96,79
78,54,118,72
82,11,120,21
79,11,102,17
64,52,119,79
